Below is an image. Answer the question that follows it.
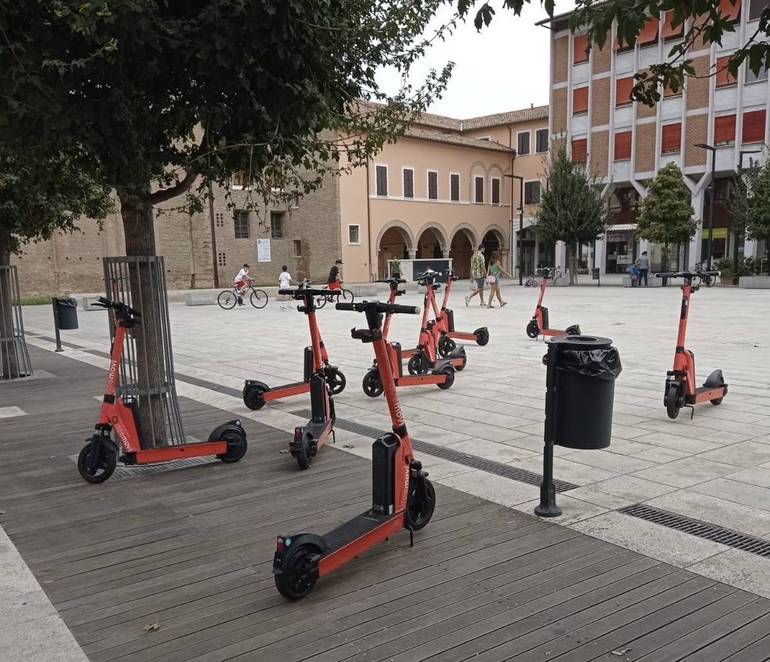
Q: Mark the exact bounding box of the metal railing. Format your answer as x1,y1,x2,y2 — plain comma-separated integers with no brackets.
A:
0,265,33,380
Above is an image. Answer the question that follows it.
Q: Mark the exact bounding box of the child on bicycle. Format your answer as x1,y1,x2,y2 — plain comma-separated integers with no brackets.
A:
234,263,250,306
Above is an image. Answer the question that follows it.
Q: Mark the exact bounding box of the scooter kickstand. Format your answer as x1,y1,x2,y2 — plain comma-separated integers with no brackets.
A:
686,405,695,420
407,525,415,548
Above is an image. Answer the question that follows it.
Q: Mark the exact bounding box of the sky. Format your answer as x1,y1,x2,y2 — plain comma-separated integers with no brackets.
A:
375,2,556,119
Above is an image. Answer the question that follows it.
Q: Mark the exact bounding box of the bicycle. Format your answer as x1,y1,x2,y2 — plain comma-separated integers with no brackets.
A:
524,275,539,287
217,280,269,310
314,287,353,308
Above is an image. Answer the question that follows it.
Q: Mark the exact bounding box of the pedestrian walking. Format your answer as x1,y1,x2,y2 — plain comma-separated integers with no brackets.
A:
638,251,650,287
629,259,641,287
485,250,511,307
465,245,486,307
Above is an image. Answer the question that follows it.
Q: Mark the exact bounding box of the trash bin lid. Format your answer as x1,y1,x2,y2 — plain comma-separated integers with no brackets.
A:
546,335,613,350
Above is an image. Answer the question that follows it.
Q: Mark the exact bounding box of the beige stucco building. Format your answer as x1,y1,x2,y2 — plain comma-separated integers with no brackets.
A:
12,105,550,294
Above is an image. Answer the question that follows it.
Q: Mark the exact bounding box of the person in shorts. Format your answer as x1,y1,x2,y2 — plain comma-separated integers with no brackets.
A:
233,263,250,306
327,259,343,291
465,245,486,307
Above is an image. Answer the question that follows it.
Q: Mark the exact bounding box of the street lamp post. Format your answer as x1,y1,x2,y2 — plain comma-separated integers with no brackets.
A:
506,174,525,285
695,143,717,270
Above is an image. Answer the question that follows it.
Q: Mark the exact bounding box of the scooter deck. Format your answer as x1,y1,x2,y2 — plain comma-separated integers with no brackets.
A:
264,381,310,401
688,385,728,404
128,441,228,464
446,330,477,341
324,510,393,551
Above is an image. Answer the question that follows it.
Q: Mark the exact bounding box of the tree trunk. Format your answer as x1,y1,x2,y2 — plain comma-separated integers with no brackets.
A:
0,224,22,380
567,243,579,285
117,191,167,447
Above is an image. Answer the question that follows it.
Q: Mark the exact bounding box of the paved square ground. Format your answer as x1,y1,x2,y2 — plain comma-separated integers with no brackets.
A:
19,281,770,601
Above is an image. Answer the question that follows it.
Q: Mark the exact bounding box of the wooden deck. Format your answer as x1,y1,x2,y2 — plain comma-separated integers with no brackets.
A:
1,346,770,661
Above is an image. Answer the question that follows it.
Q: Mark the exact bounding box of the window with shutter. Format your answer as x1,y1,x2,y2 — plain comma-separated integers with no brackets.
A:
234,210,250,239
402,168,414,198
661,11,684,39
491,178,501,205
524,181,541,205
536,128,549,153
719,0,742,22
573,34,589,63
714,115,736,145
572,138,588,163
474,176,484,203
716,56,737,87
375,165,388,196
517,131,531,155
661,123,681,153
616,77,634,107
638,17,659,46
428,171,438,200
743,109,766,143
614,131,632,160
573,87,589,115
450,174,460,201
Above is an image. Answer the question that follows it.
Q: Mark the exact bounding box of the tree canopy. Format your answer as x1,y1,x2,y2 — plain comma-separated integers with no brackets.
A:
636,163,696,255
729,158,770,272
461,0,769,105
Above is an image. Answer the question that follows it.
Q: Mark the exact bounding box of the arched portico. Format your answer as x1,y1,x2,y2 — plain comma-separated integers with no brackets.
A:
448,225,477,278
376,220,415,278
415,223,449,259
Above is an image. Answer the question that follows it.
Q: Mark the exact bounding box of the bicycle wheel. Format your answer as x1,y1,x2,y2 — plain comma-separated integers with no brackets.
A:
250,289,269,309
217,290,237,310
315,295,328,309
340,289,354,303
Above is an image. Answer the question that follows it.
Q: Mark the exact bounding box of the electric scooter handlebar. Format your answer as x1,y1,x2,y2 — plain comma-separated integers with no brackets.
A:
655,271,720,279
279,288,341,298
376,278,406,284
336,301,420,315
95,296,141,318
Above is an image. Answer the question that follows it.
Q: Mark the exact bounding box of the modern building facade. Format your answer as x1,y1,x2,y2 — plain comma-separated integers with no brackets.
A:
12,105,550,294
545,0,769,274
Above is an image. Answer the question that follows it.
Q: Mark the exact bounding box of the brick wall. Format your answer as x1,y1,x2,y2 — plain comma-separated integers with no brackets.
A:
635,123,656,172
685,115,709,167
553,88,568,135
591,77,610,126
553,36,569,84
592,42,611,74
687,56,710,111
591,130,609,177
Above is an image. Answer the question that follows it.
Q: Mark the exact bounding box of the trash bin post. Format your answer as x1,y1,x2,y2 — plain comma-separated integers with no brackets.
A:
52,297,64,352
535,341,562,518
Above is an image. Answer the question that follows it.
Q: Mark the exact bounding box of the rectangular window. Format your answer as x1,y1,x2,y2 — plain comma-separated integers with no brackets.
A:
745,64,769,83
616,77,634,107
750,0,769,20
714,114,737,145
450,173,460,201
743,109,766,143
664,81,682,97
348,224,360,245
573,34,589,64
217,252,227,267
661,11,684,39
474,176,484,203
719,0,742,22
375,165,388,196
234,210,250,239
614,130,632,160
292,240,302,257
402,168,414,198
270,211,284,239
661,123,682,153
427,170,438,200
572,138,588,163
638,16,659,46
517,131,531,155
231,171,251,189
573,87,589,115
536,128,549,153
292,192,300,209
716,56,737,87
524,181,541,205
491,178,501,205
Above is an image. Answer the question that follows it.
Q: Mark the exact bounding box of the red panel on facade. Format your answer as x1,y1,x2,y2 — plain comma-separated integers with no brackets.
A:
719,0,742,21
572,138,588,163
661,123,681,153
638,17,659,46
716,56,737,87
714,115,737,145
573,34,589,64
616,77,634,106
573,87,589,114
661,11,684,39
743,109,766,143
614,131,632,160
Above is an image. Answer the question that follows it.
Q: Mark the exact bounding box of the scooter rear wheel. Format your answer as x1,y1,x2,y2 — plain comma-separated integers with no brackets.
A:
408,353,430,376
407,478,436,531
294,433,313,470
526,320,540,339
77,439,117,484
275,543,321,600
438,336,456,358
362,369,384,397
217,430,248,463
328,368,346,395
565,324,581,336
475,328,489,346
665,383,681,420
243,383,266,410
437,366,455,390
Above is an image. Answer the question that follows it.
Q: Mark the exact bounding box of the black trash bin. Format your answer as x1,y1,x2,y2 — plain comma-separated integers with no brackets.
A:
53,297,79,330
548,335,621,450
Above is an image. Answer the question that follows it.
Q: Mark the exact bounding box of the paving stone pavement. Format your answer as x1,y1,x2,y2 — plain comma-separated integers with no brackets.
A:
21,281,770,598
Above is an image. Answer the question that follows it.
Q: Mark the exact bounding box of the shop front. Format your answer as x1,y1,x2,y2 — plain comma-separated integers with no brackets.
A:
605,227,637,274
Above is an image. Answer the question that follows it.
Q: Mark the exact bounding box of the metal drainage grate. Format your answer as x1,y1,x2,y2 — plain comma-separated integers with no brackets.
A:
619,503,770,559
69,453,217,480
290,409,578,493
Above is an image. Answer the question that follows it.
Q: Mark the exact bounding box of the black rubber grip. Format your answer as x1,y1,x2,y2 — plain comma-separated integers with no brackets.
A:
388,304,420,315
336,302,356,311
278,289,294,295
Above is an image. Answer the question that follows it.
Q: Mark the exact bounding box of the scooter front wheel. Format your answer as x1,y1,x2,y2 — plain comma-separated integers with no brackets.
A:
406,478,436,531
526,320,540,339
408,353,430,376
77,438,117,484
362,369,384,397
665,383,681,420
275,543,321,600
438,336,456,358
328,368,346,395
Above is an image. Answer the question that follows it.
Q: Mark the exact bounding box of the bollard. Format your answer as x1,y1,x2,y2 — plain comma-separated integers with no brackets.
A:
535,335,622,518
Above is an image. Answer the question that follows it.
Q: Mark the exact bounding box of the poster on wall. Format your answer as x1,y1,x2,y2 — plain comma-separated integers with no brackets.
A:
257,239,271,263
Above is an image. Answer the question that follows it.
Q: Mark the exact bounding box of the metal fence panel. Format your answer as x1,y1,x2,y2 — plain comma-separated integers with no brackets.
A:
0,265,33,380
103,256,185,447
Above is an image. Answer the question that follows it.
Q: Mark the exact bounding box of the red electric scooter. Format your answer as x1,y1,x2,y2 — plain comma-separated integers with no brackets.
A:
430,268,489,356
78,297,247,484
273,299,436,600
242,281,345,410
526,267,581,339
658,270,727,420
378,276,466,375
